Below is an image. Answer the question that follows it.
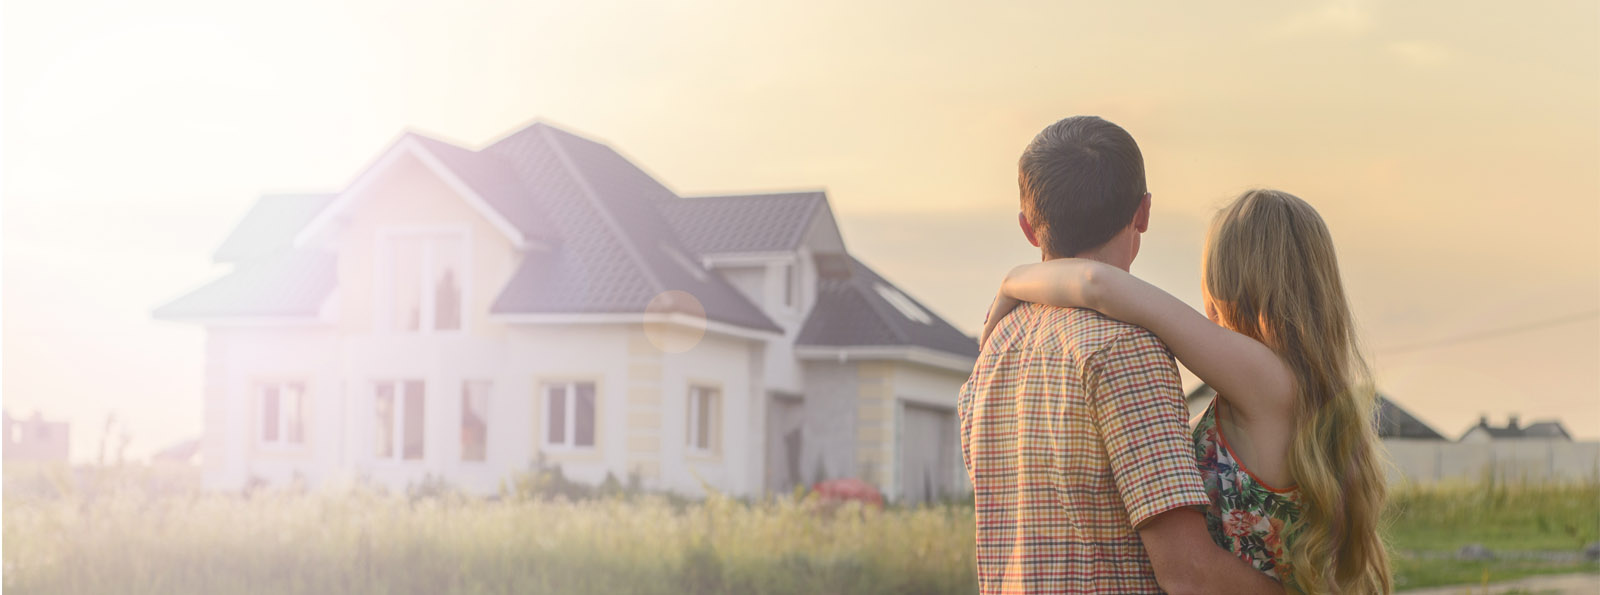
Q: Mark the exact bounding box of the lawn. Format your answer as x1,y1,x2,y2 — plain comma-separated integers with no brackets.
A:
2,465,1595,594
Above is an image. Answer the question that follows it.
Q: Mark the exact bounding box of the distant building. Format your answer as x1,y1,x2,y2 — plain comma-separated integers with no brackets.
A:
152,438,202,465
154,120,977,503
1459,415,1573,442
2,411,70,462
1183,383,1447,440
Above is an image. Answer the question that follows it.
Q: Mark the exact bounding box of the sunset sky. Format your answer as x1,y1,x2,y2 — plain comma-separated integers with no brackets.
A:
5,0,1597,460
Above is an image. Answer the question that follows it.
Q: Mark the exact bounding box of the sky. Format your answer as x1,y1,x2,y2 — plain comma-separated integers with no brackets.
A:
4,0,1598,460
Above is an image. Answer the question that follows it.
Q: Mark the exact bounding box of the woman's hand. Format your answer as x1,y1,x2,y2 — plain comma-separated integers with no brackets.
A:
979,289,1025,346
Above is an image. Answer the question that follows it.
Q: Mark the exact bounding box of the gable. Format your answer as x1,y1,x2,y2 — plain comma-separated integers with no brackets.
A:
295,135,535,252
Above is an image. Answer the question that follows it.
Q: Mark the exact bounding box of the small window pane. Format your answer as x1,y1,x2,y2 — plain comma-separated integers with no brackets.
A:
374,383,395,458
433,238,463,331
403,381,425,460
696,391,712,449
391,236,424,331
284,383,305,444
574,383,596,447
462,381,489,462
262,386,280,442
546,386,566,444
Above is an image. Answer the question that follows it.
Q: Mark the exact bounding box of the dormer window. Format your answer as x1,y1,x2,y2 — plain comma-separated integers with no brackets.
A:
873,282,932,325
379,229,467,333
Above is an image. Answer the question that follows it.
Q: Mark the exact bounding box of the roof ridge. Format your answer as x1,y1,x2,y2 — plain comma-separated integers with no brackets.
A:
782,193,826,254
537,125,668,295
677,190,827,200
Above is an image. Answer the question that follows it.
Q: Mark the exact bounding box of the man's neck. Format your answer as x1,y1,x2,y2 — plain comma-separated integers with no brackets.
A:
1053,242,1133,272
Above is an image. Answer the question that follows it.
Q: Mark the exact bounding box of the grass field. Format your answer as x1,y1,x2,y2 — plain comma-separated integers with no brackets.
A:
3,465,1596,594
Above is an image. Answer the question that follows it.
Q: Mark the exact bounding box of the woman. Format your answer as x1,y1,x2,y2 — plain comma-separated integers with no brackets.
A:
980,189,1391,594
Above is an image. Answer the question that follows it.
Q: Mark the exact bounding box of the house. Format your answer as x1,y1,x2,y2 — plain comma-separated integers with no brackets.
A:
1183,383,1447,440
154,121,979,503
2,410,70,462
152,438,202,465
1458,415,1573,442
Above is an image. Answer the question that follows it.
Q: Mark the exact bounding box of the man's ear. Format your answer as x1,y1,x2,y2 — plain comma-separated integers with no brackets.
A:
1132,193,1152,233
1018,211,1040,248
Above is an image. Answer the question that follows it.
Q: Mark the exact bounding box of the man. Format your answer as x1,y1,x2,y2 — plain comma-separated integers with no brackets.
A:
957,116,1282,594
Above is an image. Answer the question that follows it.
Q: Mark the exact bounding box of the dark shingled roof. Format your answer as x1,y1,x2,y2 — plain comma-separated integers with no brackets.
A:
159,122,779,333
657,192,826,255
481,124,779,332
1460,418,1572,441
1184,384,1447,441
154,250,336,319
212,194,336,263
796,256,979,358
409,134,560,244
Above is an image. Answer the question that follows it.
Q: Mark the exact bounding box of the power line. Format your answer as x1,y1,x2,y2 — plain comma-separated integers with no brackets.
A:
1379,308,1600,356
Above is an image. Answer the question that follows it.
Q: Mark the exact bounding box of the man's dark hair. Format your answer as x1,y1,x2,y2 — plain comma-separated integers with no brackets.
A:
1018,116,1147,258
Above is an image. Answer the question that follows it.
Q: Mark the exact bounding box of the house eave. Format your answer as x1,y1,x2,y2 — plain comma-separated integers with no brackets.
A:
152,314,333,327
293,135,531,251
794,345,977,374
490,312,782,342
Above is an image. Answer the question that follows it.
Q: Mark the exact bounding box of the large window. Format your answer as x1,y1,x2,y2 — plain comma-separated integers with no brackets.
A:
686,385,721,454
374,380,425,460
380,231,465,333
258,381,307,447
461,380,490,462
542,382,596,449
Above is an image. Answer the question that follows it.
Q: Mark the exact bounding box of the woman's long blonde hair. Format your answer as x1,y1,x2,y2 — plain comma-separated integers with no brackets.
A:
1202,189,1391,594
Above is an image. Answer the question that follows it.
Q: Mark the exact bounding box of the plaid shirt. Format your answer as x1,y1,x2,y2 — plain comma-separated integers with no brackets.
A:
958,303,1210,594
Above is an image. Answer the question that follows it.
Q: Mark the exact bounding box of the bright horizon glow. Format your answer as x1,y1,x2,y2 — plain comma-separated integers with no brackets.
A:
3,0,1597,460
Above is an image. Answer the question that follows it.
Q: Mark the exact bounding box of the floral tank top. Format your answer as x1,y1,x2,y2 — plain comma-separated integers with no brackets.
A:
1192,401,1301,584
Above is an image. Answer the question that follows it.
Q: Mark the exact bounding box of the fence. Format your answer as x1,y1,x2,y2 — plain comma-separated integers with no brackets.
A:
1382,439,1600,484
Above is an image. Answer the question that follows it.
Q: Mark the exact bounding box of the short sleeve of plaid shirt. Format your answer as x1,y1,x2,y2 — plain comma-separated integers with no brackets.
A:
1084,328,1210,529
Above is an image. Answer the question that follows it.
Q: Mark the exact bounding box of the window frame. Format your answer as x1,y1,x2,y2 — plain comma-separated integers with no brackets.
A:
374,225,472,335
256,380,309,450
541,380,599,452
685,384,722,456
460,380,491,463
372,379,427,462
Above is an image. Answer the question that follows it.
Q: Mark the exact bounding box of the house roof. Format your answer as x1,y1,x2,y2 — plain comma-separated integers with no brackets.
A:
212,194,336,263
1461,418,1572,440
1522,422,1572,439
153,249,336,320
408,134,560,244
152,438,201,463
657,192,827,255
796,256,979,358
158,122,779,333
480,124,780,332
1184,384,1447,441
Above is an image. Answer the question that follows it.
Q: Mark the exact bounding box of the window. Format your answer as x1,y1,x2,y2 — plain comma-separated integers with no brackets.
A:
542,382,596,449
461,381,490,462
380,231,465,333
374,380,425,460
258,382,307,447
686,385,720,453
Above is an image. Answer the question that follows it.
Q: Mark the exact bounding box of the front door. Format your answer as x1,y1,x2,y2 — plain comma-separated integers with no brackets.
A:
765,392,805,493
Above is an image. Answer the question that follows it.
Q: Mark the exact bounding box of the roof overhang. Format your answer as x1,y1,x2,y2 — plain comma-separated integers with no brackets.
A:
293,135,535,251
700,251,799,268
151,315,333,327
491,312,783,343
794,345,977,374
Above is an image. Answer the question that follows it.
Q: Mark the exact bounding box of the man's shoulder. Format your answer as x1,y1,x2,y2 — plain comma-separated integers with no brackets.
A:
996,303,1165,358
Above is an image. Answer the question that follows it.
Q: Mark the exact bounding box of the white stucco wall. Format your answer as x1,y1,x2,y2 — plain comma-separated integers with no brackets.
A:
205,326,341,490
